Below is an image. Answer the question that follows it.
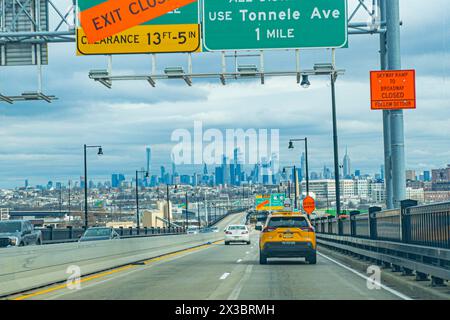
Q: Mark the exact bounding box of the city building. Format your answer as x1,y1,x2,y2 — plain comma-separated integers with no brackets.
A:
406,170,416,181
343,147,351,178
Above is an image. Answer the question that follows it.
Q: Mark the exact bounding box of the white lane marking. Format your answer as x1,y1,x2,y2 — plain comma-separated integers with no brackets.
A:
245,251,250,254
228,264,254,300
220,272,231,280
317,251,412,300
236,259,242,263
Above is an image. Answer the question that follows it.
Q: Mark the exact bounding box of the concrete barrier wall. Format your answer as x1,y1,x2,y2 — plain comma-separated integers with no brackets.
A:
0,231,224,296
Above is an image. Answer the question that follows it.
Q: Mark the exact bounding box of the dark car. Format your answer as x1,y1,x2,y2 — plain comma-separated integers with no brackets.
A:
79,227,120,242
0,220,42,248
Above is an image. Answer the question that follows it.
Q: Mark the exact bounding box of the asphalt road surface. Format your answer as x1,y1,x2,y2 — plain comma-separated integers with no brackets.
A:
10,212,409,300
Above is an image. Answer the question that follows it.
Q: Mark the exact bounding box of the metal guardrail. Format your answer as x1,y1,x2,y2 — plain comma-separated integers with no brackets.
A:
312,200,450,249
40,226,186,244
38,207,250,244
312,200,450,286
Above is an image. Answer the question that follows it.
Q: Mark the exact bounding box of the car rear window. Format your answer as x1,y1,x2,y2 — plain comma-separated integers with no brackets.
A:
84,228,111,237
228,226,246,230
267,217,309,228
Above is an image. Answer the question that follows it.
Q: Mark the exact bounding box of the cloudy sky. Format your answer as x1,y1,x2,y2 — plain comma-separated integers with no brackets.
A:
0,0,449,188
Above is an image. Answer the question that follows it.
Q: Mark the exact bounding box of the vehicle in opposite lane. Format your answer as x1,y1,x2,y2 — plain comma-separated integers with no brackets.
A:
0,220,42,248
186,226,200,234
79,227,120,242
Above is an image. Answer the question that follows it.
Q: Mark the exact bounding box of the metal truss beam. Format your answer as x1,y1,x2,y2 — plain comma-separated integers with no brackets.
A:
0,0,383,45
0,0,76,44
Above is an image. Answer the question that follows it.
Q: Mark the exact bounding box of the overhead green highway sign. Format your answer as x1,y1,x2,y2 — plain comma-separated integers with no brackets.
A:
202,0,348,51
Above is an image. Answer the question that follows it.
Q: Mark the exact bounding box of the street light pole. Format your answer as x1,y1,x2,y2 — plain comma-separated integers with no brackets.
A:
135,170,139,231
289,138,310,196
305,138,309,196
185,192,189,230
83,144,103,229
283,166,297,209
331,73,341,221
166,184,171,228
293,165,298,209
135,170,148,232
197,199,201,228
84,144,87,228
68,180,71,215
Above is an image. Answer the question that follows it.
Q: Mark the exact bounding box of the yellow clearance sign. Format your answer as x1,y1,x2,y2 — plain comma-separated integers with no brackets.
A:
76,1,201,55
76,24,200,55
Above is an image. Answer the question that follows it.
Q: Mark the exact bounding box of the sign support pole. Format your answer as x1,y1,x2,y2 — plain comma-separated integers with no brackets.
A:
386,0,406,208
331,72,341,220
379,0,393,209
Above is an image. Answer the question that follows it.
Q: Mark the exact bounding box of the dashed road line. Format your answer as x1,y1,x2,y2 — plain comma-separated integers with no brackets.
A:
220,272,231,280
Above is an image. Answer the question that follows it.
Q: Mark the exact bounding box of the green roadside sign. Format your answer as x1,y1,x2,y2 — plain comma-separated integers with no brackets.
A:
202,0,348,51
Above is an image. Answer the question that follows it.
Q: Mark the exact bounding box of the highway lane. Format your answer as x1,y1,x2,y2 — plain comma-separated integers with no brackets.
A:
11,220,409,300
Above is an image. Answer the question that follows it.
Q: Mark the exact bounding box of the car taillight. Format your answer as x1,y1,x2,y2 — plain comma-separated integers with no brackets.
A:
263,227,276,233
301,227,315,232
241,231,248,234
225,231,232,235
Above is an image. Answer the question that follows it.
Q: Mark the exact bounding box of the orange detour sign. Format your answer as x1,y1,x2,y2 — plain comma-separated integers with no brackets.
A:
370,70,416,110
302,196,315,215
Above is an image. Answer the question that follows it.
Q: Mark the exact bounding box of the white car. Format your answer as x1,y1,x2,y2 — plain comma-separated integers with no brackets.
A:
186,226,199,235
224,224,250,245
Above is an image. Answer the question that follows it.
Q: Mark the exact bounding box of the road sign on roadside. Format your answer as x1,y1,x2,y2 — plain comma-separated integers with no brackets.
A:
302,196,315,215
77,1,200,55
370,70,416,110
202,0,348,51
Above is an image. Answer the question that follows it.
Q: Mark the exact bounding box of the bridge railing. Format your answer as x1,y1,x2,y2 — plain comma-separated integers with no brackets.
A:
40,226,187,244
311,200,450,286
408,202,450,248
312,200,450,249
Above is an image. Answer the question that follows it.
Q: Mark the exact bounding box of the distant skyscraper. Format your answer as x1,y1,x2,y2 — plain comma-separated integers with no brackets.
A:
380,165,385,181
112,174,119,188
343,147,351,178
172,162,177,175
423,170,430,182
221,155,229,185
261,157,270,185
406,170,416,181
271,152,279,185
203,163,208,175
215,166,224,185
300,152,306,182
146,146,151,185
112,174,125,188
160,166,166,183
323,165,331,180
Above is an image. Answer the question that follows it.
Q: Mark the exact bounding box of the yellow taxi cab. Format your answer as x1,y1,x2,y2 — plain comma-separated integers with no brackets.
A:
259,211,316,265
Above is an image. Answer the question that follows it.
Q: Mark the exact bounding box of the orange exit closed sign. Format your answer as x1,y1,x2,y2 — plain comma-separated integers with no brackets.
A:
370,70,416,110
